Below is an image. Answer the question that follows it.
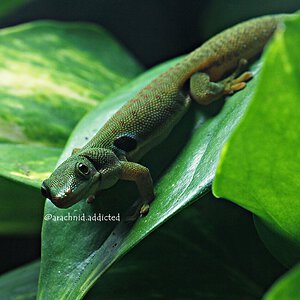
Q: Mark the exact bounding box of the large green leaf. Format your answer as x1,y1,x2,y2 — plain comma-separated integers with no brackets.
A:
0,21,142,234
38,53,262,297
213,13,300,265
263,262,300,300
0,21,142,147
87,196,285,300
0,196,285,300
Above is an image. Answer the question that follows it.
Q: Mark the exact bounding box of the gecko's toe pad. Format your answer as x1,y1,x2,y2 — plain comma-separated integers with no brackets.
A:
139,204,150,217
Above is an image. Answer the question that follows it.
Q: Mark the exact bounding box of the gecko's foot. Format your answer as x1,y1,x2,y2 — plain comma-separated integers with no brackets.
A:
224,71,253,95
125,203,150,222
223,57,252,95
139,203,150,217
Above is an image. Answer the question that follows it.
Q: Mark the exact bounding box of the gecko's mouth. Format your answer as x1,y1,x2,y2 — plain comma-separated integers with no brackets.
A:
50,185,97,208
51,194,79,208
52,184,96,208
41,165,101,209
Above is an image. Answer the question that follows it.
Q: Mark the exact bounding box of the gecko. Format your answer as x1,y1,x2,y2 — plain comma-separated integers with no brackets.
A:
41,15,284,219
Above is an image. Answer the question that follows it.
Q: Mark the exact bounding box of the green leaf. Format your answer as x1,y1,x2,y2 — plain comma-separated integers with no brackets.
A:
0,177,44,234
39,56,261,298
0,261,39,300
263,262,300,300
213,14,300,265
0,196,285,300
0,144,60,188
254,216,300,267
0,21,142,147
0,144,59,234
0,21,142,234
88,196,284,300
0,0,33,19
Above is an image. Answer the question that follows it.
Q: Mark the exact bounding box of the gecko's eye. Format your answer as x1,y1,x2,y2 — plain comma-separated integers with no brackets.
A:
77,163,90,176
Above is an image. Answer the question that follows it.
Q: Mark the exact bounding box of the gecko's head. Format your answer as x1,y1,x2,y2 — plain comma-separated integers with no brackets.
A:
41,148,122,208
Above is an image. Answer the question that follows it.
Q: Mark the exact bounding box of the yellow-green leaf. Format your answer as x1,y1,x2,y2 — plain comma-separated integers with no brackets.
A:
213,13,300,265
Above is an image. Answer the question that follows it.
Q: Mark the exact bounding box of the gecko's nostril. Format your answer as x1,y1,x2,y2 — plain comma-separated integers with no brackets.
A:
41,181,52,200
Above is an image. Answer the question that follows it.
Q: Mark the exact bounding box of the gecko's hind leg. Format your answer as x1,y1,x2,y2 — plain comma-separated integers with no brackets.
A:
190,58,252,105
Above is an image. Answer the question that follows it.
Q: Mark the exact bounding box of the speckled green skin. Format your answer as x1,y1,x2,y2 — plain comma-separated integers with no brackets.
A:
85,15,281,160
42,15,283,212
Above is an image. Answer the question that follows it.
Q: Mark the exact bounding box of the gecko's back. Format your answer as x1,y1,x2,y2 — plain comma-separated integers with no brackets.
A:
85,15,283,161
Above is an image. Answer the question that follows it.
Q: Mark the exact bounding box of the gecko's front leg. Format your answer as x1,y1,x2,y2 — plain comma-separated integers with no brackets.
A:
120,161,154,221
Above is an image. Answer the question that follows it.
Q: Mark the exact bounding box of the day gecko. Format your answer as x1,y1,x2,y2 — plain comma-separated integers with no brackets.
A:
41,15,284,219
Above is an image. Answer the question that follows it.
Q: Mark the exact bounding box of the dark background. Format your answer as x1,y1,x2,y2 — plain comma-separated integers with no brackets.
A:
1,0,299,275
1,0,300,67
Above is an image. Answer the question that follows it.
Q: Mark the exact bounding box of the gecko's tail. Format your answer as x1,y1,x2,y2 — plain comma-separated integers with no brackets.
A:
166,14,289,87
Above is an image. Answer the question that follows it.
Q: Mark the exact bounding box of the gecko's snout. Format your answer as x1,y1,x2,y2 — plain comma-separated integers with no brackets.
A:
41,181,52,200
